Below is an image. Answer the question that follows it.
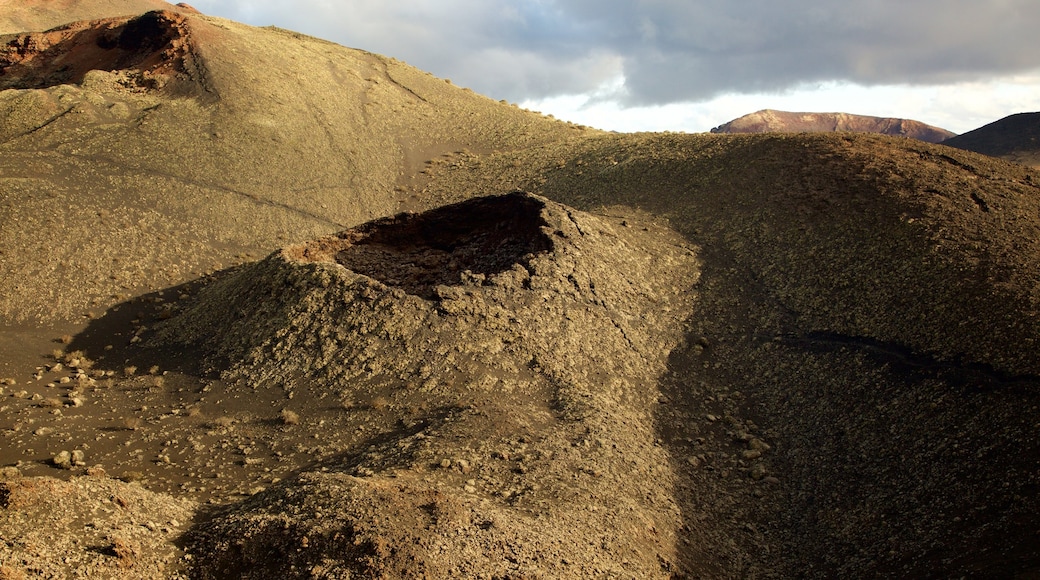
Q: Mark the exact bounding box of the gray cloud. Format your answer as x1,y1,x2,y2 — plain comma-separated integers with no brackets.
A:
190,0,1040,105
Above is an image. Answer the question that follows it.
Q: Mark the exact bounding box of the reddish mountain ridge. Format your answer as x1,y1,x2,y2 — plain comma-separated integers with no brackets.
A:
0,0,197,34
711,108,956,143
0,9,202,93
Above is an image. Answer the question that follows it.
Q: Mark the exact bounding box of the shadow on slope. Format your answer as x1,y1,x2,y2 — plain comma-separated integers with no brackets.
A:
331,192,552,299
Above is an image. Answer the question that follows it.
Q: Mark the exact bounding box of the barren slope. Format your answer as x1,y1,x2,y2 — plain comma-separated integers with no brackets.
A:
417,131,1040,576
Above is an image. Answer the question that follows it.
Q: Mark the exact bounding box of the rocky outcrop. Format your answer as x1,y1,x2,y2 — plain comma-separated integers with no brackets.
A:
0,10,205,93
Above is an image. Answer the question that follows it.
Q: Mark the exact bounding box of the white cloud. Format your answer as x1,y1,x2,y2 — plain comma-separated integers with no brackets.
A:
521,72,1040,135
190,1,1040,132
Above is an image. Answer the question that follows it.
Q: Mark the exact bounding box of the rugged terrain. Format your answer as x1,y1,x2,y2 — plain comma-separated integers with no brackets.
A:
1,5,1039,579
711,108,956,143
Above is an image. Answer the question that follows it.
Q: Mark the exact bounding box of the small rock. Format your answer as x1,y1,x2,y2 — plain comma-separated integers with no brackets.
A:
52,451,73,469
0,466,21,480
741,450,762,460
749,463,768,481
71,449,86,466
748,438,771,452
109,536,139,569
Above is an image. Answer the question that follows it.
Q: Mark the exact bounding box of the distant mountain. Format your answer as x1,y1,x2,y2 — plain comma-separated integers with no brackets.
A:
942,112,1040,168
711,109,956,143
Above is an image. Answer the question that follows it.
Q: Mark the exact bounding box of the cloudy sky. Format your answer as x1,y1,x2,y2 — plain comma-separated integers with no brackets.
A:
190,0,1039,134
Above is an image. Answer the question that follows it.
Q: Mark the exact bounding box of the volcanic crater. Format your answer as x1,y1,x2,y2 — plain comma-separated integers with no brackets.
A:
310,192,554,299
0,10,199,91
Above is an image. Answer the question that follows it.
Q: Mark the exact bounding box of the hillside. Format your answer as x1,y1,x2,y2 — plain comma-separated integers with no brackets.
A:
1,5,1039,579
0,9,584,326
943,111,1040,168
711,108,956,143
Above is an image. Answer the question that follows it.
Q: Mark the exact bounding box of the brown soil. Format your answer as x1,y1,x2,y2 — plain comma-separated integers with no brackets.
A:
1,5,1039,579
711,109,956,143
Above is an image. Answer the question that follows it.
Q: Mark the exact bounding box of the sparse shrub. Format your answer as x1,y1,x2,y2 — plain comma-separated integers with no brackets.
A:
370,396,389,411
64,350,86,363
280,409,300,425
118,471,144,483
148,365,160,375
123,366,137,377
211,416,235,429
186,407,202,418
123,417,143,431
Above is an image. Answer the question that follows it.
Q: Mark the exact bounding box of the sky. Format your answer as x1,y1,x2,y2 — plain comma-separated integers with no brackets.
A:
189,0,1040,135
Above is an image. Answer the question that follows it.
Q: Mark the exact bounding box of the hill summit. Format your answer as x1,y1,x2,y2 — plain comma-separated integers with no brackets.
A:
711,108,956,143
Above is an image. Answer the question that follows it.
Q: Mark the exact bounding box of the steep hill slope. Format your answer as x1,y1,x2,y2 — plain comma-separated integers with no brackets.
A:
711,108,956,143
0,9,584,326
943,111,1040,168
